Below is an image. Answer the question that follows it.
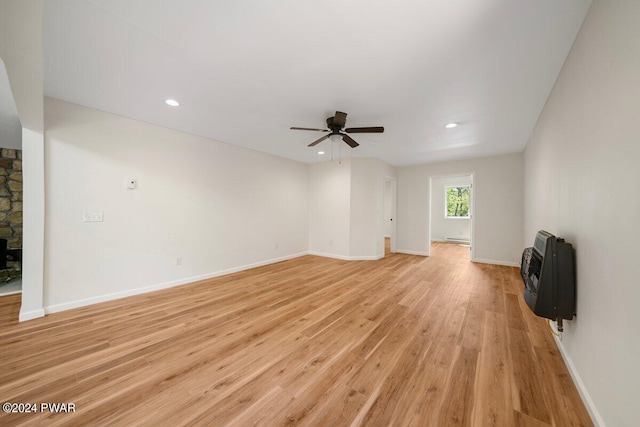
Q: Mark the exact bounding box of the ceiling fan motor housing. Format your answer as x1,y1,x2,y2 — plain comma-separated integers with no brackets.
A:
326,116,339,130
290,111,383,148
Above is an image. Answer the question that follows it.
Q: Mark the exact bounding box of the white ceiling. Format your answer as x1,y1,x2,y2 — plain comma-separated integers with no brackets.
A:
43,0,591,166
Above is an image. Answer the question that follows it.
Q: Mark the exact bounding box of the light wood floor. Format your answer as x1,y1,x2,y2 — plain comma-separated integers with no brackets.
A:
0,243,592,426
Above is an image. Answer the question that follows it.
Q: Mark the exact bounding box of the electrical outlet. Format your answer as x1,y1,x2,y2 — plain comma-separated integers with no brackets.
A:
176,257,183,266
83,212,103,222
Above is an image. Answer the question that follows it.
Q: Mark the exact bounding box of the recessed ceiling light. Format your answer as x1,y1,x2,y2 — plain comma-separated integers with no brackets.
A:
165,99,180,107
318,151,325,155
445,122,458,129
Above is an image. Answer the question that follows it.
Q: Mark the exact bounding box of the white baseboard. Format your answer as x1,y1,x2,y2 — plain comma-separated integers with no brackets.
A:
349,255,384,261
44,251,309,315
308,251,351,261
554,336,605,427
472,258,520,267
395,249,429,257
308,251,383,261
19,308,45,322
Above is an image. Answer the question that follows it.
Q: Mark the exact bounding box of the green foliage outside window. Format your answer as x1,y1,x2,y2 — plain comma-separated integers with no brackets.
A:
446,186,470,218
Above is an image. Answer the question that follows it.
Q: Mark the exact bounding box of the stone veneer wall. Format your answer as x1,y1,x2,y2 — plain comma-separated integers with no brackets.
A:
0,148,22,254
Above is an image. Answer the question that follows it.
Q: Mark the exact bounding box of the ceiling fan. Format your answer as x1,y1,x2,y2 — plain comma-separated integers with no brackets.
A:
290,111,384,148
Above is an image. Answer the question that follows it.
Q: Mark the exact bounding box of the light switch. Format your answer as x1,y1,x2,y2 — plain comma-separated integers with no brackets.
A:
83,212,103,222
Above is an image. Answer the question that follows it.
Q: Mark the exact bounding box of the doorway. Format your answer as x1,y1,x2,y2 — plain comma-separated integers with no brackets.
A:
383,177,396,257
428,174,475,260
0,61,23,297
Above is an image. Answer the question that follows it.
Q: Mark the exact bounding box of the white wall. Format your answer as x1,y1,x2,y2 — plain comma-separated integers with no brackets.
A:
397,153,523,264
379,162,396,256
384,180,392,237
351,158,396,259
0,60,22,149
0,0,46,321
524,1,639,425
44,98,309,311
308,159,351,259
0,0,43,132
309,157,395,260
430,175,472,242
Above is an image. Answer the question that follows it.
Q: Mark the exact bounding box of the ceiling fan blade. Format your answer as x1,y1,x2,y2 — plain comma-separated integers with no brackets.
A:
344,126,384,133
290,127,329,132
342,134,359,148
333,111,347,129
308,134,330,147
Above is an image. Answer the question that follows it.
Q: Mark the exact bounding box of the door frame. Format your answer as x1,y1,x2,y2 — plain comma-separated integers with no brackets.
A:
427,173,475,260
384,176,397,255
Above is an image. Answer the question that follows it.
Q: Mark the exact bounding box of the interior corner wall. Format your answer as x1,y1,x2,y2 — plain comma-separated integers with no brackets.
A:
0,0,44,132
384,180,392,237
1,0,45,321
308,159,351,259
44,98,309,312
396,152,523,264
523,1,640,425
309,158,396,260
350,158,395,260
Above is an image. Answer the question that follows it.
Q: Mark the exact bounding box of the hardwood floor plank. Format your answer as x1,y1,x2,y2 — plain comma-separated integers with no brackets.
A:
261,352,364,426
458,291,486,351
473,310,515,426
436,346,479,426
507,328,552,423
534,345,593,426
0,244,592,426
505,292,528,331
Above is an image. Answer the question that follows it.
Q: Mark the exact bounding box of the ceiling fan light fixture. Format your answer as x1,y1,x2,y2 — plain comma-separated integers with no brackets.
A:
329,134,342,143
445,122,458,128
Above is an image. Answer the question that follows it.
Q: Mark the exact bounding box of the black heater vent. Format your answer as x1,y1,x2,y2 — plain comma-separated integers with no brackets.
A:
521,230,575,325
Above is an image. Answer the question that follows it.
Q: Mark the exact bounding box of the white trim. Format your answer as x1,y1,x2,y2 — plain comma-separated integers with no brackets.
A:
470,174,476,261
44,252,309,314
308,251,383,261
384,176,397,255
472,258,520,267
395,249,429,257
19,308,45,322
0,290,22,297
554,336,606,427
308,251,351,261
21,128,46,323
349,255,384,261
445,237,471,244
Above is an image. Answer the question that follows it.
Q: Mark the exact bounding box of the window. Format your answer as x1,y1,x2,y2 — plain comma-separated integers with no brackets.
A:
445,185,470,218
